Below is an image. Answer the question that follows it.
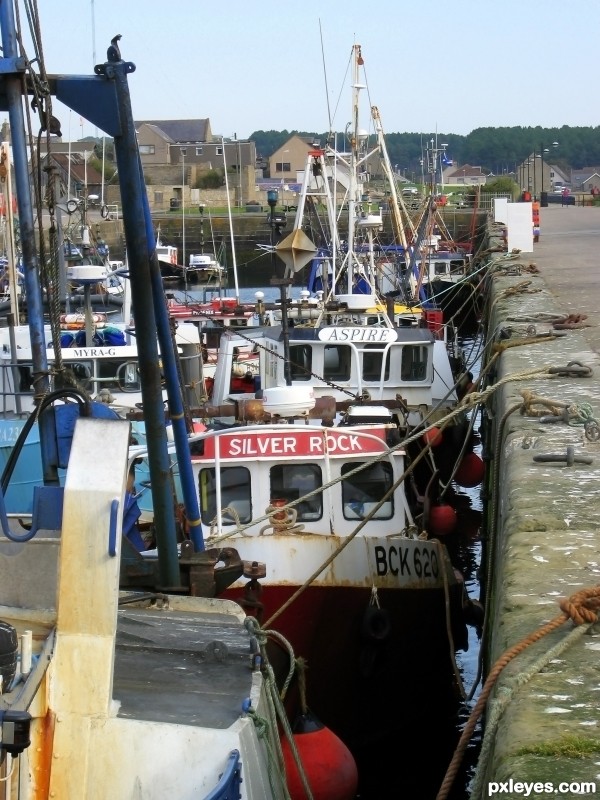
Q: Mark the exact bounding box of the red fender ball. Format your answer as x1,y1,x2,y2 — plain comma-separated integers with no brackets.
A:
281,720,358,800
454,452,485,488
422,426,443,447
428,504,458,537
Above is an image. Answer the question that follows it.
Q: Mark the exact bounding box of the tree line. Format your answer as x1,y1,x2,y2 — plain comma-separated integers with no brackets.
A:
250,126,600,175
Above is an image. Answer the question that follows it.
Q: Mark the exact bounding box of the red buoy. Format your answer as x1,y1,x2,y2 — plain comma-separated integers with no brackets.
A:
454,452,485,488
281,713,358,800
422,426,443,448
428,504,458,536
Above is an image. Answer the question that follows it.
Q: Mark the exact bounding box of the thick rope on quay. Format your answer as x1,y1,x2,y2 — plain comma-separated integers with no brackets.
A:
435,587,600,800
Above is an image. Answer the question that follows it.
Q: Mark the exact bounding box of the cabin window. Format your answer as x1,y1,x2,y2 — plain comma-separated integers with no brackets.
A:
94,359,142,392
450,259,465,272
362,344,390,382
433,262,447,276
269,464,323,522
198,466,252,526
64,360,93,391
324,345,351,382
229,319,249,328
341,462,393,520
265,346,278,380
400,345,428,381
289,344,312,381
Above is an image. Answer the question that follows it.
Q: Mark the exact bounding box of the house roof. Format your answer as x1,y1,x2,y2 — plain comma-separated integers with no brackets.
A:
446,164,487,177
136,119,210,144
48,152,103,185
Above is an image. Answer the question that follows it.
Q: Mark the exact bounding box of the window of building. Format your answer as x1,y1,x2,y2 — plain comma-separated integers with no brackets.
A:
270,464,323,521
198,466,252,525
139,145,155,155
153,191,163,205
341,461,393,520
216,146,223,156
196,147,203,156
275,162,291,172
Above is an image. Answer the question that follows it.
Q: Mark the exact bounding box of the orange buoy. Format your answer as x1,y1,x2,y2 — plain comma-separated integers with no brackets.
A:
281,713,358,800
422,426,443,448
428,504,457,536
454,452,485,488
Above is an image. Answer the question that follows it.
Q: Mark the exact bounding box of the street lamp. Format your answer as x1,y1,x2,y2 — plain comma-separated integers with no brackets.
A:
540,141,558,205
267,188,291,386
181,147,187,268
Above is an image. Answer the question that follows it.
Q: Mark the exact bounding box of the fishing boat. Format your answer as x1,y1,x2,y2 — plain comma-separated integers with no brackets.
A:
186,251,227,283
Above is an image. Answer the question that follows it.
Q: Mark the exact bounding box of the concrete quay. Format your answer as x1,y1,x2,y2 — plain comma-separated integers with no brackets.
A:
471,205,600,799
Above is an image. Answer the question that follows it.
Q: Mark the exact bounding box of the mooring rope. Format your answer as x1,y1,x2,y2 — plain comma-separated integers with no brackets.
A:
435,586,600,800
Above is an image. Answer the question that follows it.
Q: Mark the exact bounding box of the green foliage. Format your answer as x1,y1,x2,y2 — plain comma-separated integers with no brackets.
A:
250,126,600,174
515,735,600,759
88,155,116,183
481,176,517,193
197,169,224,189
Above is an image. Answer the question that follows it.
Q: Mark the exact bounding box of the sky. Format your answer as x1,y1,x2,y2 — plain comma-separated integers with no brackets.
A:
19,0,600,142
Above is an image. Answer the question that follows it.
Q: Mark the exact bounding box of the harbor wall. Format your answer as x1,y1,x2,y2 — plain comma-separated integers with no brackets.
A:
473,220,600,798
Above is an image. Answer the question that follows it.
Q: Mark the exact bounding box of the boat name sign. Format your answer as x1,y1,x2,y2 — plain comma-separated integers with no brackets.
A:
318,327,398,343
200,428,391,460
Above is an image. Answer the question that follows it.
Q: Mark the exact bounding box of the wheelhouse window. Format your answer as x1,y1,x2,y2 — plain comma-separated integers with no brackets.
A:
64,360,93,391
289,344,312,381
362,344,390,381
270,464,323,522
433,261,448,276
198,466,252,525
400,345,428,381
324,345,351,382
341,461,393,520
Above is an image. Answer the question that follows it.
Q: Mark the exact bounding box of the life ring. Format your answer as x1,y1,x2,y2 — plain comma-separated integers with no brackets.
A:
60,312,107,325
100,204,110,219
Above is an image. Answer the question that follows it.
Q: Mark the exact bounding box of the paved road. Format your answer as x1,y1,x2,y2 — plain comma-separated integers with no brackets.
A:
532,204,600,352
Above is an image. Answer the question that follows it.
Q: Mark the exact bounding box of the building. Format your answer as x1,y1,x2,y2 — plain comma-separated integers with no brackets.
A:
37,149,103,202
136,119,257,208
515,154,565,195
268,134,321,182
443,163,489,186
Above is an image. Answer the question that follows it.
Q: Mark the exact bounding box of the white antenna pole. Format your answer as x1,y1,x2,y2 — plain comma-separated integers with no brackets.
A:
222,137,239,302
67,112,72,201
101,136,105,205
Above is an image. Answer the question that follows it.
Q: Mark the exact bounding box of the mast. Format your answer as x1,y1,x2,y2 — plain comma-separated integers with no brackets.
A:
222,137,239,302
371,105,415,247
